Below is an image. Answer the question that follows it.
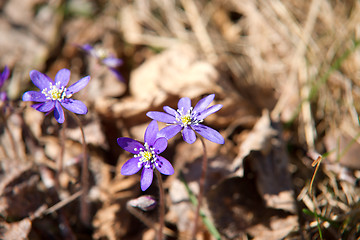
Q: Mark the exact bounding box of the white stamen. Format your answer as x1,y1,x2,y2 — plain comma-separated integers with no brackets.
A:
42,82,72,101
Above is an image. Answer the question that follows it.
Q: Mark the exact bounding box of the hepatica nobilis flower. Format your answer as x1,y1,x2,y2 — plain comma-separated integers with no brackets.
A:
117,120,174,191
22,69,90,124
0,66,10,102
147,94,225,144
80,44,124,82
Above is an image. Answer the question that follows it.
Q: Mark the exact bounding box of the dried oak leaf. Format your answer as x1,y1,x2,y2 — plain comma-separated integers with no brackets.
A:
207,177,297,240
0,164,43,219
129,44,219,101
93,204,121,240
0,218,32,240
1,0,62,98
232,110,296,213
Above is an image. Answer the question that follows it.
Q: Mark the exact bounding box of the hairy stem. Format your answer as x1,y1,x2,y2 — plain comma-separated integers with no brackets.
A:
155,170,165,240
72,113,90,226
56,118,67,185
192,136,208,240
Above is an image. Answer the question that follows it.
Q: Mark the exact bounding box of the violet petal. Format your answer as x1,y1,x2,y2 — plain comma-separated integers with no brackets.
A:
196,104,222,120
34,101,55,112
54,69,70,87
121,157,142,175
163,106,177,116
193,94,215,113
102,57,123,68
117,137,143,154
22,91,47,102
146,111,176,124
81,44,94,52
153,137,167,154
140,167,153,191
177,97,191,114
61,99,88,114
158,124,182,140
0,66,9,86
54,101,65,123
30,70,52,90
182,126,196,144
66,76,90,95
192,124,224,144
109,67,125,82
144,120,158,146
156,156,174,175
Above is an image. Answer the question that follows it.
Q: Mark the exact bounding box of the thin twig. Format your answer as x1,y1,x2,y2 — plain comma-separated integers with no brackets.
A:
44,190,83,215
192,136,208,240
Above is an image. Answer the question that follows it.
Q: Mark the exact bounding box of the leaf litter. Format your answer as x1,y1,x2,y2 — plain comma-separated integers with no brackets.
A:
1,0,360,239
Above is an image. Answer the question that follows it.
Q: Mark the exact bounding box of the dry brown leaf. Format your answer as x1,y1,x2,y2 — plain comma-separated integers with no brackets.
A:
129,44,219,101
207,177,297,240
232,110,277,177
65,113,108,149
0,164,43,219
93,204,122,240
232,110,296,213
246,214,298,240
324,121,360,170
1,0,62,98
0,218,32,240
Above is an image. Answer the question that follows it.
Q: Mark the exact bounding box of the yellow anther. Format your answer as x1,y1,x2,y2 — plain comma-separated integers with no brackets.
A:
181,115,191,126
142,151,152,161
42,83,69,101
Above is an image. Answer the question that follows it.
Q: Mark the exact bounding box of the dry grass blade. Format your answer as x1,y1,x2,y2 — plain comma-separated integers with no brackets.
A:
309,155,323,194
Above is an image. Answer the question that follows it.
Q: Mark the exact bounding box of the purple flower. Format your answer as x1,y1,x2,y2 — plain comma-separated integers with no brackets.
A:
117,120,174,191
0,66,10,102
146,94,225,144
22,69,90,124
80,44,124,82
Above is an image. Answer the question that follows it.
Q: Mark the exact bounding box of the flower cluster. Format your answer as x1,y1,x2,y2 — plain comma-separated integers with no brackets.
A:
80,44,124,82
22,67,224,191
118,94,224,191
118,120,174,191
22,69,90,124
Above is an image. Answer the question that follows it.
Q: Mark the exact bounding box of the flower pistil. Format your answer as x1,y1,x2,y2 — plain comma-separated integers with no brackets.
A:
42,82,72,101
176,107,202,127
134,143,157,169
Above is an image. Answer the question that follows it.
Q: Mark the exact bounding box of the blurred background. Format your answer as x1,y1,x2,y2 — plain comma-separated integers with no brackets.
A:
0,0,360,239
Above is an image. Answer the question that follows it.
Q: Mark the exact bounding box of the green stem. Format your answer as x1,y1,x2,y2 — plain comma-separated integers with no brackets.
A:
192,136,208,240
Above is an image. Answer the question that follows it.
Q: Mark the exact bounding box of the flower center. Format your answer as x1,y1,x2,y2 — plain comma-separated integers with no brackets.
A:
95,48,109,60
176,107,203,127
134,142,157,169
181,114,192,126
142,151,153,161
42,82,72,101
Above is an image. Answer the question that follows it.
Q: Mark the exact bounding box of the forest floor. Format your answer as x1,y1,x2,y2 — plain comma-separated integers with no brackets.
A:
1,0,360,239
